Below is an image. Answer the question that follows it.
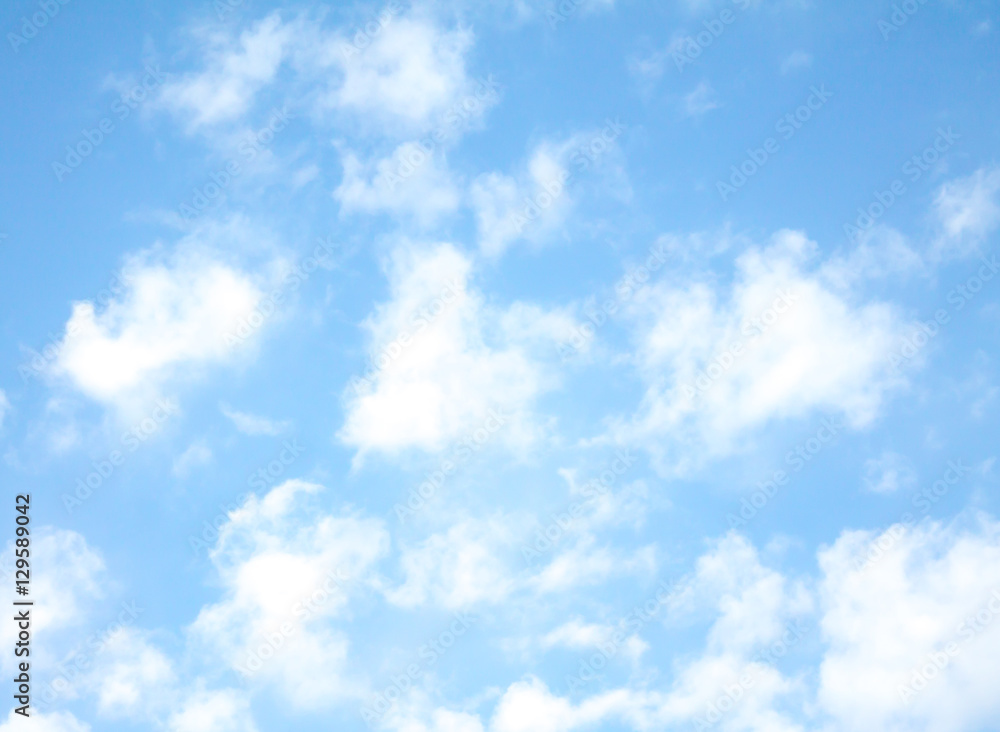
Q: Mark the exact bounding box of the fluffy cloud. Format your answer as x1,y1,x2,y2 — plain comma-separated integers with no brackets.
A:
456,533,809,732
933,165,1000,258
388,501,655,611
48,245,265,414
387,464,655,611
817,515,1000,731
190,479,390,707
89,629,176,719
614,229,911,473
322,16,476,134
157,13,294,131
387,516,521,609
156,10,481,140
0,710,90,732
0,529,105,645
334,141,462,225
471,131,624,258
540,618,648,662
168,689,259,732
68,481,386,725
339,243,572,458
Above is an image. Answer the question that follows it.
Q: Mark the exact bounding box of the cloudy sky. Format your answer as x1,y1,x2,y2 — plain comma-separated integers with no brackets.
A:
2,0,1000,730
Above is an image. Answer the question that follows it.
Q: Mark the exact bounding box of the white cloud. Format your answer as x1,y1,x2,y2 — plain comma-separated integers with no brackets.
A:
387,517,521,609
90,629,176,720
0,389,8,429
487,536,808,732
817,516,1000,731
157,13,294,131
683,81,721,117
863,451,917,494
190,479,390,708
0,709,90,732
387,511,655,611
820,225,925,288
489,678,627,732
614,229,911,473
666,533,812,652
172,441,213,478
933,165,1000,258
339,243,568,459
379,518,1000,732
168,689,258,732
321,16,477,134
48,244,265,414
541,618,648,661
470,124,628,257
470,139,576,258
156,11,481,139
1,529,105,645
334,141,462,225
220,403,289,436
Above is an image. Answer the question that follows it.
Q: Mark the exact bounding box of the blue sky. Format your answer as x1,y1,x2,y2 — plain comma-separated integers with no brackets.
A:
2,0,1000,730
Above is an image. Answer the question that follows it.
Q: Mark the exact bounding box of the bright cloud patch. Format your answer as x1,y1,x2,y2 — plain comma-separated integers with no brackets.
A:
471,128,624,258
817,516,1000,731
324,16,475,133
933,165,1000,258
335,142,462,225
157,13,294,130
190,479,389,707
339,243,572,458
617,229,911,472
49,248,264,411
